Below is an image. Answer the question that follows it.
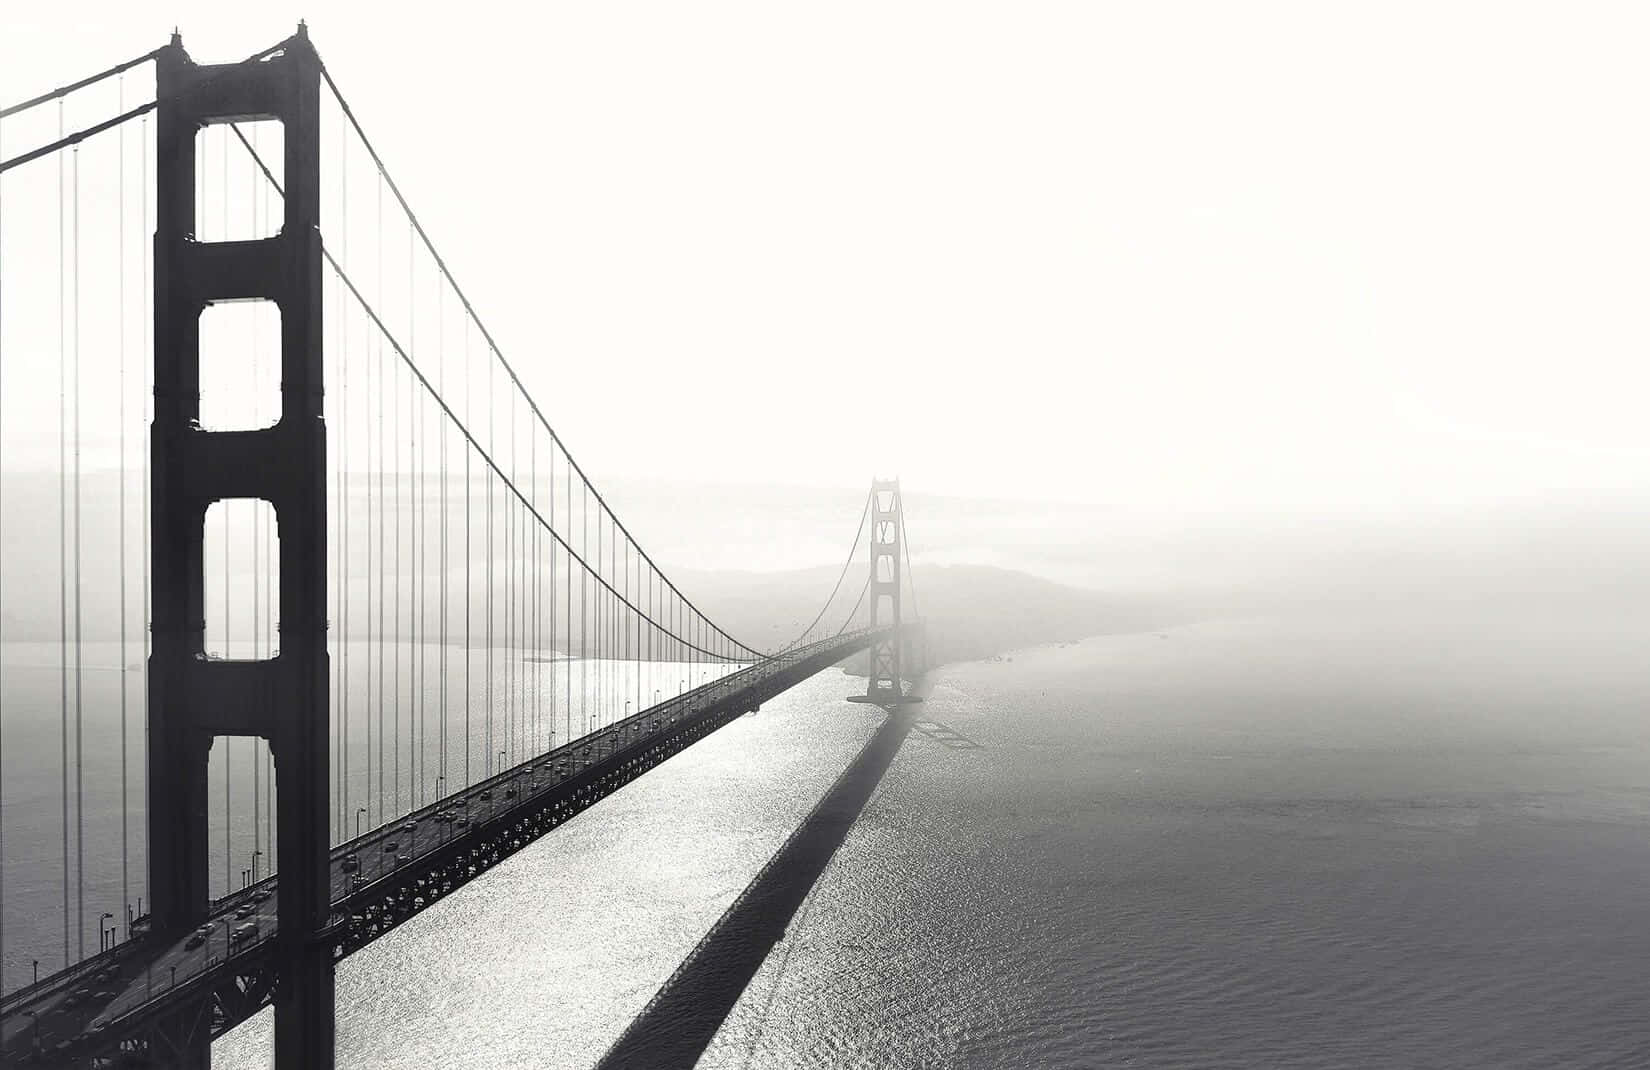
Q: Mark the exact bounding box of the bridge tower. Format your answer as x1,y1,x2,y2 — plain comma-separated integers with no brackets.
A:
849,478,916,708
149,26,332,1069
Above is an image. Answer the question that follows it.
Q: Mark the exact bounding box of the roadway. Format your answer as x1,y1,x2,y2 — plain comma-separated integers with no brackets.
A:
0,630,881,1064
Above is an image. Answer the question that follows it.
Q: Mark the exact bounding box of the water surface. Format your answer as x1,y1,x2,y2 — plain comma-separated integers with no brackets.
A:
202,603,1650,1068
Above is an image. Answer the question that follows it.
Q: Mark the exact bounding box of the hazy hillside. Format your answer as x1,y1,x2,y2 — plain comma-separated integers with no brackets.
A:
677,562,1175,673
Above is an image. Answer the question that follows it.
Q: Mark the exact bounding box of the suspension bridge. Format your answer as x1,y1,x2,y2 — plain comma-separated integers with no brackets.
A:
0,26,923,1067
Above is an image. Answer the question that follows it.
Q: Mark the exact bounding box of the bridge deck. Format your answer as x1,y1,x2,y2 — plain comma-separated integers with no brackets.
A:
0,630,879,1065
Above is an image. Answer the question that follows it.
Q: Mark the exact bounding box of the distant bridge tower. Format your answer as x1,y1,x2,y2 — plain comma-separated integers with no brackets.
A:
149,26,333,1068
849,478,918,708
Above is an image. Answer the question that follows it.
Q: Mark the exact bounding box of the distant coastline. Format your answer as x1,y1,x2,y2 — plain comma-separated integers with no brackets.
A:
686,562,1181,678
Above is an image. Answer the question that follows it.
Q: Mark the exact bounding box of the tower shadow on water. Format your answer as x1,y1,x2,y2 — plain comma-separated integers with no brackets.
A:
595,697,922,1070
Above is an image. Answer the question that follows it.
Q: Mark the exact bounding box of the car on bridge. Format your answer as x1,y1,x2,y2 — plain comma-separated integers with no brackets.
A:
231,922,258,944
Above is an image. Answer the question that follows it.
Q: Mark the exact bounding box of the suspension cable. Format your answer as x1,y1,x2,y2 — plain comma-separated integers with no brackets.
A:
325,247,754,662
777,489,872,654
223,125,770,666
836,574,872,637
310,53,761,660
899,502,921,621
0,38,289,176
0,47,164,120
222,119,889,675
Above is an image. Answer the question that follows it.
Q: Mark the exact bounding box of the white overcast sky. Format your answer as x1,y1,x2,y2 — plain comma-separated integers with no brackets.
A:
2,1,1646,508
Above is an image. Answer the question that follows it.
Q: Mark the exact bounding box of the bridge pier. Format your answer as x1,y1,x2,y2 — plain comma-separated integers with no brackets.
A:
150,26,333,1069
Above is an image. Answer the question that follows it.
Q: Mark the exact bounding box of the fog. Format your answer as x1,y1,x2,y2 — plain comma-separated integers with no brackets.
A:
2,0,1646,701
5,1,1649,512
6,5,1650,1066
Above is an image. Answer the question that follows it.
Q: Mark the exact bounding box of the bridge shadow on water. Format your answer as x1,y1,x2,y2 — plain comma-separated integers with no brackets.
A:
595,701,919,1070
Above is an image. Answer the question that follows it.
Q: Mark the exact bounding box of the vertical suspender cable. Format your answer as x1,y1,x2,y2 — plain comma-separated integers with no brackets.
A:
337,112,349,841
58,98,71,968
0,93,6,985
481,321,488,772
140,107,151,911
367,186,376,823
392,249,401,819
600,518,608,727
262,135,276,857
375,173,385,824
464,316,471,788
73,138,85,957
362,138,375,825
581,480,588,735
220,129,231,895
554,439,561,749
531,416,538,752
410,224,421,806
438,279,447,795
541,436,547,749
505,395,513,764
252,123,264,859
625,542,631,715
118,73,130,934
565,454,571,743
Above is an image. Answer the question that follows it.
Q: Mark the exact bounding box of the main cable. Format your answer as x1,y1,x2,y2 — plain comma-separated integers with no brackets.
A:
310,53,761,660
836,574,872,638
223,117,886,680
0,46,164,120
222,128,812,671
780,488,871,654
1,38,289,176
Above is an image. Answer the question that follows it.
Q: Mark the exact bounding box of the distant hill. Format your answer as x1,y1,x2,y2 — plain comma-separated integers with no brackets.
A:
677,562,1176,674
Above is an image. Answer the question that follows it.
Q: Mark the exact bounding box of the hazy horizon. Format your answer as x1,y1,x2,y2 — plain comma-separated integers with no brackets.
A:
3,5,1648,1067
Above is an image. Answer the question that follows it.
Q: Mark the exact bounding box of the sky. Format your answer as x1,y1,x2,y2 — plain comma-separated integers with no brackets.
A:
2,1,1647,508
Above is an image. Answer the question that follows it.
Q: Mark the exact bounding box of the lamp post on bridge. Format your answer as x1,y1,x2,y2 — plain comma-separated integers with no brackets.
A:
356,807,366,840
